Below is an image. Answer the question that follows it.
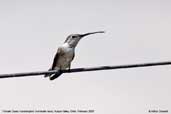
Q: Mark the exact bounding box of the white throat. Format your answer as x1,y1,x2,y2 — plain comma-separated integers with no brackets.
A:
62,43,75,49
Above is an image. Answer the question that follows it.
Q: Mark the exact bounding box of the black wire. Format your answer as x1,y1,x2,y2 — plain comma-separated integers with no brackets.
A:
0,61,171,79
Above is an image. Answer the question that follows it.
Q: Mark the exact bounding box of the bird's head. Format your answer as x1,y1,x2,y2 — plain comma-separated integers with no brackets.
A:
64,31,105,48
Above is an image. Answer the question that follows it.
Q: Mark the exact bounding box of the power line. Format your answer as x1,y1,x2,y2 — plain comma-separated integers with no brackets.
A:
0,61,171,79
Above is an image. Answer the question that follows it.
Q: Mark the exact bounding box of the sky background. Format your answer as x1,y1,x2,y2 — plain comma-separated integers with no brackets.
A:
0,0,170,114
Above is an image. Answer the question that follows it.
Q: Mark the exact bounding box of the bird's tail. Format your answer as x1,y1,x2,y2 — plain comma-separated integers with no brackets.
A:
49,71,62,80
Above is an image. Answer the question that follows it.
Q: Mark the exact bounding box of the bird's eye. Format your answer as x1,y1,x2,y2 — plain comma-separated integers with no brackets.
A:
72,36,76,38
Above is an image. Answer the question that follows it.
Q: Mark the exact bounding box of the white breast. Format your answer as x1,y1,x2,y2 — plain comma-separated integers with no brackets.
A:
62,43,74,58
57,43,75,69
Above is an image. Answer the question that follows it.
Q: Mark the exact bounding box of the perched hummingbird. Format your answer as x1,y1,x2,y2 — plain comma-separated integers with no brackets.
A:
45,31,105,80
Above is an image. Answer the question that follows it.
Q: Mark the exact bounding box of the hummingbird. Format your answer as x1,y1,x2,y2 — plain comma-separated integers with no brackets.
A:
45,31,105,80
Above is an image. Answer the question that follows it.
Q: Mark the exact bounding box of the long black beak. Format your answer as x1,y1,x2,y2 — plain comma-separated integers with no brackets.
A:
80,31,105,37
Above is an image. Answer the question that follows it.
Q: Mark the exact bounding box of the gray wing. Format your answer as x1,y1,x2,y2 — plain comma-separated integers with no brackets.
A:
51,47,64,70
44,47,63,78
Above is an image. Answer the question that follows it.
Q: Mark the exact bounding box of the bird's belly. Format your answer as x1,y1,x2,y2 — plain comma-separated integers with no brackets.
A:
57,48,74,69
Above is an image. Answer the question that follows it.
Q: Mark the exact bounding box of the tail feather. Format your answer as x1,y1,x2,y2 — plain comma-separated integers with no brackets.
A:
50,71,62,80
